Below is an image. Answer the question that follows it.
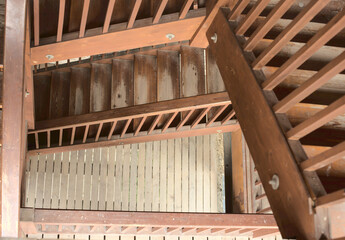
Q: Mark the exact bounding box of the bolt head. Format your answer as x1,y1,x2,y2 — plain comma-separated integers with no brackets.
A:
166,33,175,40
268,174,279,190
211,33,217,43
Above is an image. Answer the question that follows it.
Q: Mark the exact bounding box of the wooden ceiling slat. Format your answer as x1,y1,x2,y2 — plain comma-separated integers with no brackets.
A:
128,0,143,29
79,0,90,38
103,0,116,33
243,0,294,51
56,0,66,42
228,0,250,21
262,9,345,91
33,0,40,46
235,0,270,35
179,0,194,19
153,0,169,24
252,0,331,70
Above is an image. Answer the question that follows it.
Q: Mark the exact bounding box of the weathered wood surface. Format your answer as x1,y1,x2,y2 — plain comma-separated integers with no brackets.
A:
23,134,225,213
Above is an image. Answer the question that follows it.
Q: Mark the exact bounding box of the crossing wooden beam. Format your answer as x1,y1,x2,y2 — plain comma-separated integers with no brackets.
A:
20,208,278,236
207,9,319,239
31,9,205,65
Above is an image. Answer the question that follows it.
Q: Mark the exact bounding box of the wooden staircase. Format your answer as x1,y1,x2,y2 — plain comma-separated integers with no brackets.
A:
207,1,345,239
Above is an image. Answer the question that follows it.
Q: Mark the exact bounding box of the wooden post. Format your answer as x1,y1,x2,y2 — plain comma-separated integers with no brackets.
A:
2,0,27,237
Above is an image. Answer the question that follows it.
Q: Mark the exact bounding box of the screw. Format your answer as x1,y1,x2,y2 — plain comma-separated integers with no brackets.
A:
46,54,54,60
166,33,175,40
25,90,30,97
299,2,304,7
211,33,217,43
268,174,279,190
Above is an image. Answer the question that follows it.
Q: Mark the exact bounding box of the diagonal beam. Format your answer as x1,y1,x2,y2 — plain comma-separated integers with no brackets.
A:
207,9,318,239
30,9,205,65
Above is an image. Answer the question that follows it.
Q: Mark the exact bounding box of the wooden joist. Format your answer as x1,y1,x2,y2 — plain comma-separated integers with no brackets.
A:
207,9,319,239
31,9,206,65
56,0,66,42
128,0,143,29
103,0,116,33
2,0,27,237
20,208,278,236
316,189,345,208
153,0,169,24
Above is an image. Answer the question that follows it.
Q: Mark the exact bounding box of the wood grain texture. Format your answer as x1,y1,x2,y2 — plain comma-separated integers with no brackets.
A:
50,71,71,119
69,67,91,116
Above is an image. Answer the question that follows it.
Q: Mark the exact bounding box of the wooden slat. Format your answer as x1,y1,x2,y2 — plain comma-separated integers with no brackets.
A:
243,0,295,51
79,0,91,38
75,150,85,209
137,143,145,211
177,110,194,130
203,135,210,212
122,145,131,211
287,95,345,140
235,0,270,35
191,107,211,128
95,122,103,141
108,120,118,139
188,136,196,212
181,137,189,212
57,0,66,42
67,151,77,209
128,0,143,29
274,51,345,113
160,140,168,211
107,146,116,210
51,153,62,209
180,0,194,19
175,138,182,211
228,0,250,21
207,10,318,239
153,0,169,24
114,145,123,210
145,142,153,211
252,0,331,70
91,148,100,210
31,10,205,64
33,0,40,46
206,104,229,126
262,9,345,90
221,109,235,125
152,141,160,211
121,118,132,138
60,152,69,209
162,112,178,133
2,0,27,236
167,139,175,211
103,0,116,33
196,136,203,212
301,141,345,171
316,189,345,208
148,114,162,134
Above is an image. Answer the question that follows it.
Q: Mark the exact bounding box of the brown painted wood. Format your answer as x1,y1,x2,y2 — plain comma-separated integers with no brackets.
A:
69,68,91,116
287,95,345,140
274,51,345,113
79,0,91,38
90,63,112,112
207,10,317,239
243,0,294,51
235,0,270,35
34,75,51,121
2,0,27,236
49,72,70,119
32,92,230,130
301,141,345,172
33,0,40,46
153,0,169,24
228,0,250,21
316,189,345,208
251,0,331,70
103,0,116,33
57,0,66,42
262,9,345,90
128,0,143,29
31,10,206,64
28,122,239,156
190,0,229,48
180,0,194,19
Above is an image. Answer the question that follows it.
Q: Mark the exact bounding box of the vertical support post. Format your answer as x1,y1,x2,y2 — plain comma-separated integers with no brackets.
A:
2,0,27,237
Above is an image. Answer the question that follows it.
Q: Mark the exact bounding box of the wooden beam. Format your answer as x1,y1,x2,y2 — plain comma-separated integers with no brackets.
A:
235,0,270,35
274,51,345,113
27,121,239,156
128,0,143,29
243,0,294,51
180,0,194,19
2,0,27,237
190,0,229,48
287,95,345,140
228,0,250,21
262,9,345,90
301,141,345,171
207,10,317,239
316,189,345,208
25,6,35,130
251,0,331,69
30,9,206,65
153,0,168,24
32,92,229,131
33,0,39,46
79,0,90,38
56,0,66,42
20,208,278,235
103,0,116,33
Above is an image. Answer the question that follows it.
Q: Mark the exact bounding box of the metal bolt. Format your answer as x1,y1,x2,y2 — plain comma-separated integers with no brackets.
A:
299,2,304,7
46,54,54,60
166,33,175,40
268,174,279,190
211,33,217,43
25,90,30,97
